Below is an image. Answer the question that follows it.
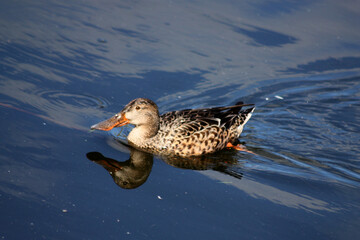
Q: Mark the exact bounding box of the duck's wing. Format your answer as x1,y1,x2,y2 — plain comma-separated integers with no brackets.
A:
159,103,254,138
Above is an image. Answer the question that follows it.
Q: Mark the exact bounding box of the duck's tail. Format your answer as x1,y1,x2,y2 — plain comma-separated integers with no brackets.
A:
236,106,255,136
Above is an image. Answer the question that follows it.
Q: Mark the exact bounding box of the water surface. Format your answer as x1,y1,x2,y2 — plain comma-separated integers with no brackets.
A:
1,0,360,239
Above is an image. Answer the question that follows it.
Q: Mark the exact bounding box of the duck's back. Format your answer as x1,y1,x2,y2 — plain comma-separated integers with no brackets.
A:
153,103,255,157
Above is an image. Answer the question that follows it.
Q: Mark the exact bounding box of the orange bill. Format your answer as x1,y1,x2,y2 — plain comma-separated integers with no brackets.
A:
91,113,130,131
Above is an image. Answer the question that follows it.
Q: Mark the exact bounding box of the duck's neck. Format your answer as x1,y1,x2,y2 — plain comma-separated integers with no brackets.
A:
127,123,159,147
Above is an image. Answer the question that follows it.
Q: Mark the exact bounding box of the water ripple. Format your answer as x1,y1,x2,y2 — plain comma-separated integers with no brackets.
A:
33,90,109,109
246,73,360,186
0,80,110,131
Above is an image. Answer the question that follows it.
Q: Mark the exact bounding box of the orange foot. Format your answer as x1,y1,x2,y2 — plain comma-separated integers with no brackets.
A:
226,142,255,154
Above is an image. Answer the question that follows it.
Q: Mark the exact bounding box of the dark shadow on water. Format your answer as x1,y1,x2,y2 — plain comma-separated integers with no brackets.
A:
281,56,360,74
205,15,298,47
86,143,244,190
234,24,298,47
112,27,158,43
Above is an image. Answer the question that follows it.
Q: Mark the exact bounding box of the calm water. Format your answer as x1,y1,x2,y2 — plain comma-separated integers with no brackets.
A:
1,0,360,239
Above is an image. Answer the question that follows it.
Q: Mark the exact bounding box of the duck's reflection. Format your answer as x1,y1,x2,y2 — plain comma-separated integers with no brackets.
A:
86,149,153,189
87,144,243,189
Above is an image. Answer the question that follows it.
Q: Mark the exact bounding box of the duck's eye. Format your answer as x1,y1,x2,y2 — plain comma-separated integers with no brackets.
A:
135,106,140,110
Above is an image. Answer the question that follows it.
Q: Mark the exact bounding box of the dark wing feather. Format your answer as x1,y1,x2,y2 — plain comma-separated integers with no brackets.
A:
159,103,254,138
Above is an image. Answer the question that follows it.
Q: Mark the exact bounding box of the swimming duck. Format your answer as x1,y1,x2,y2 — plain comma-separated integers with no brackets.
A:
91,98,255,157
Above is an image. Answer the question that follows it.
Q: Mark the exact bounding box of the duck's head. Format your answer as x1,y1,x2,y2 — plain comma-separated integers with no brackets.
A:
91,98,160,131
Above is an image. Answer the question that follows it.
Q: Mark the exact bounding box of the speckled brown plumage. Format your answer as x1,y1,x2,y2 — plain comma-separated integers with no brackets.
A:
91,98,255,157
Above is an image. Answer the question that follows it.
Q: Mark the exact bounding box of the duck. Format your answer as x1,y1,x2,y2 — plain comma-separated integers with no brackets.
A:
91,98,255,157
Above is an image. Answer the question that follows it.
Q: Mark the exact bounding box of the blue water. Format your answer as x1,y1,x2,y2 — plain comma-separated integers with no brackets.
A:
1,0,360,239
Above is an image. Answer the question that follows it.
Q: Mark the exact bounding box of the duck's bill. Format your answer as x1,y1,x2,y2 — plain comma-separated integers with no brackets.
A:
91,114,130,131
